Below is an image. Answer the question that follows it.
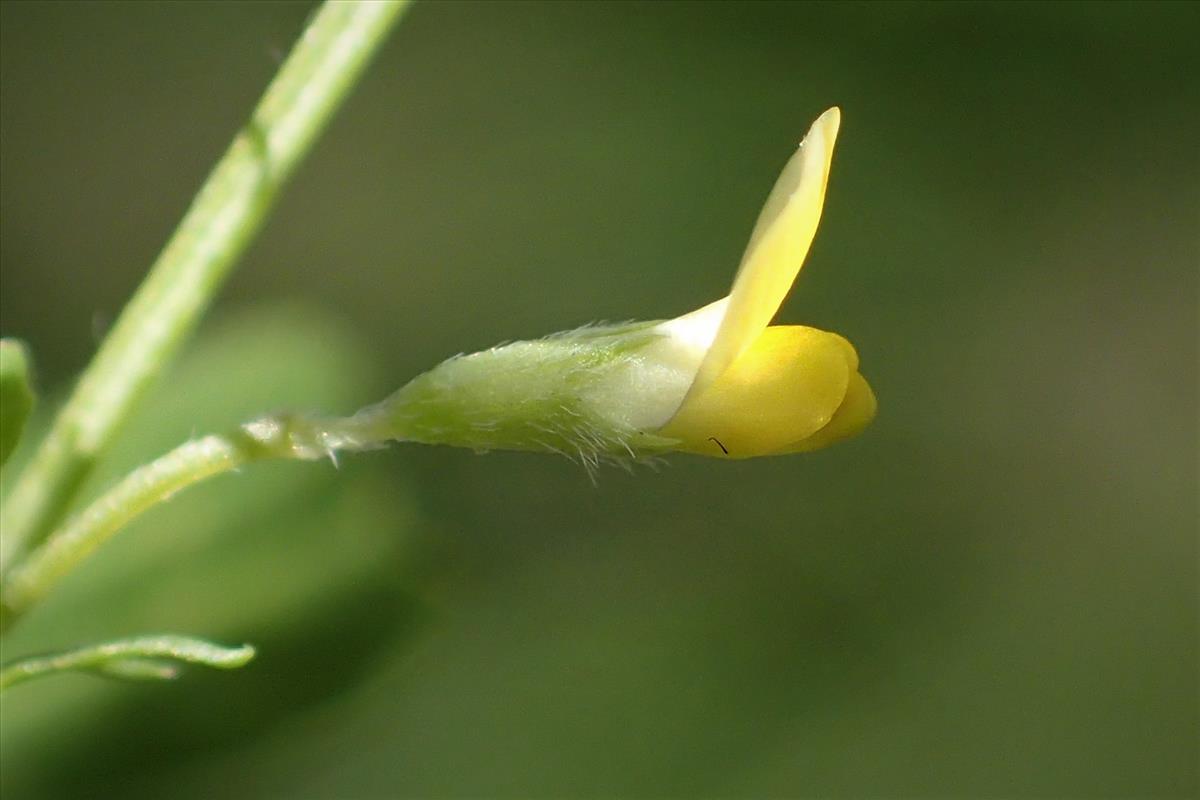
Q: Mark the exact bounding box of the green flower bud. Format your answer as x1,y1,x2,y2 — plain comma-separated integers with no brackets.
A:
337,321,683,467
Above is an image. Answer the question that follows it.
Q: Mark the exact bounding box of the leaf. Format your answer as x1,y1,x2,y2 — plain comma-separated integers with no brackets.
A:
0,634,255,691
0,339,36,467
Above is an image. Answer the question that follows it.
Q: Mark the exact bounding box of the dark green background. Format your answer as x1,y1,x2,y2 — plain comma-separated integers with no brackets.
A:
1,1,1196,797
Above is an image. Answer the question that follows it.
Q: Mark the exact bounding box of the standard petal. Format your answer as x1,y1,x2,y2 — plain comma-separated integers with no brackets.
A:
774,370,876,454
687,107,841,400
659,325,852,459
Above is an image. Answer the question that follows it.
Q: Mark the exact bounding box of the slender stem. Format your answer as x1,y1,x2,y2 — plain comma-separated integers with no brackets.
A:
0,634,255,691
1,436,248,628
0,0,411,576
0,413,343,630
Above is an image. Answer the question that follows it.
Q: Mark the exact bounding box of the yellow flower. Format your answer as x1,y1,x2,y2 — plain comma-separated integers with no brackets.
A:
585,107,875,458
338,107,874,463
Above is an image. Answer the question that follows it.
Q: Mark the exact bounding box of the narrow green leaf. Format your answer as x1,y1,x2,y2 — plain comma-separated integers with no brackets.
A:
0,634,255,690
96,658,182,682
0,339,36,467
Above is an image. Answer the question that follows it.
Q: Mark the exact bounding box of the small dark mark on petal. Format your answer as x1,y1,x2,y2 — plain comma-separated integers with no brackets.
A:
708,437,729,455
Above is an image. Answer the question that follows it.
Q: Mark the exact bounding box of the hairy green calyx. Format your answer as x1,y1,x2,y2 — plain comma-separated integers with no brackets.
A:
332,321,681,468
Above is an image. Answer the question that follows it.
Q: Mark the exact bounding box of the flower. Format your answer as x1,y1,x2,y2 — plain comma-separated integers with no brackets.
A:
341,107,874,463
601,106,874,457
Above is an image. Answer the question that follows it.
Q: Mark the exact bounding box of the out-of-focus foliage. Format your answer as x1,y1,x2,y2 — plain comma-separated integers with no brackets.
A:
1,1,1196,797
0,339,35,466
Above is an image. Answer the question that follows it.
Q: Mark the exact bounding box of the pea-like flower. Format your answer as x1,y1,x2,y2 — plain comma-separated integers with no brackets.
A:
334,107,874,465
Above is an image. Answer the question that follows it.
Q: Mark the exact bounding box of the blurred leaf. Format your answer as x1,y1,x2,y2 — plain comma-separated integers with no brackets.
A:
0,338,36,466
1,302,429,798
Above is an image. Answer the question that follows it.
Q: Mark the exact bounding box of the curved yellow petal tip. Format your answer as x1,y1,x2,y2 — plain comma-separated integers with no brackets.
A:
660,326,853,459
776,369,876,454
688,107,842,399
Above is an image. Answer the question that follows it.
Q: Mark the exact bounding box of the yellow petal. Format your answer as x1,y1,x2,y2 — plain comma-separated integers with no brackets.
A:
687,107,841,400
659,325,852,459
773,370,876,454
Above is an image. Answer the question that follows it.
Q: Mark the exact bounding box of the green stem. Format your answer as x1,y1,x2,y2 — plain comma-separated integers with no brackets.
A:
0,413,348,630
0,0,411,576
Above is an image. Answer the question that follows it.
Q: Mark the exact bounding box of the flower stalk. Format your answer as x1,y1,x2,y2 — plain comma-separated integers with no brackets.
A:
0,413,348,630
0,0,411,577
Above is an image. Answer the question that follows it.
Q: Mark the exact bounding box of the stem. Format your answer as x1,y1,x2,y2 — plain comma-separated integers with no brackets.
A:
0,0,411,576
2,437,247,629
0,413,345,630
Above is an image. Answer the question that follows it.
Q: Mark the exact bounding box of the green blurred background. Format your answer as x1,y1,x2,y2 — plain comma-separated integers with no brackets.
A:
1,1,1197,797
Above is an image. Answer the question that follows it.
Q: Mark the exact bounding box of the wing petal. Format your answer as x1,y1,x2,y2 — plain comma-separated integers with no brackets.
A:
687,107,841,399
